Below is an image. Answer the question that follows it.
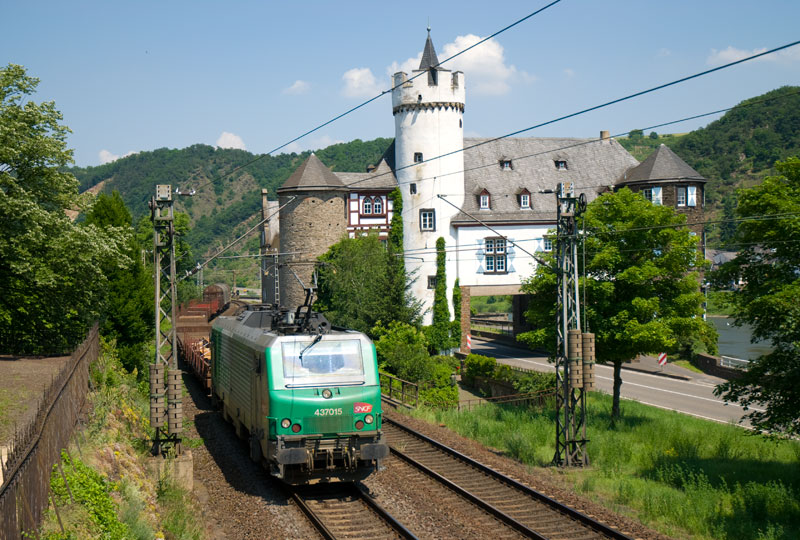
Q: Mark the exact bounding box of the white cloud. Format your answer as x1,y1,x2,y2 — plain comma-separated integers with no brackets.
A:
657,48,671,58
706,45,800,66
707,46,769,65
386,35,531,96
563,68,575,78
386,53,422,78
283,80,310,95
347,34,532,99
99,149,136,165
341,67,382,98
442,34,530,95
99,149,118,164
216,131,246,150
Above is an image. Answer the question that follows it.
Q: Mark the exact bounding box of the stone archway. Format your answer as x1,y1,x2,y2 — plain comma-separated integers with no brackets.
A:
459,284,529,353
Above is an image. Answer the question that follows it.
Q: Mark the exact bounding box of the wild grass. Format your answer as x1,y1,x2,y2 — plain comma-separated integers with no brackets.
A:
409,393,800,539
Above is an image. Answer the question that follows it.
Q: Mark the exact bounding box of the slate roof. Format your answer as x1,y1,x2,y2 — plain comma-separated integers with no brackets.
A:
451,137,639,224
618,143,706,186
336,158,397,190
419,30,443,71
277,153,348,193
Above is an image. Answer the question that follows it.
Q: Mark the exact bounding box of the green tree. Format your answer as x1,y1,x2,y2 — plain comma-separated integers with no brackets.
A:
711,158,800,435
386,188,422,325
84,191,154,374
316,232,419,335
519,189,711,418
373,321,432,382
426,237,457,352
0,64,125,354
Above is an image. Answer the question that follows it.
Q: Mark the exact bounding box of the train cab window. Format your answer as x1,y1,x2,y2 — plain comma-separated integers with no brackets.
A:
281,339,365,386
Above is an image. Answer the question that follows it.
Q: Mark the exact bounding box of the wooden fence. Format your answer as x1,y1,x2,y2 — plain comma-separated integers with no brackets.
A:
0,324,99,540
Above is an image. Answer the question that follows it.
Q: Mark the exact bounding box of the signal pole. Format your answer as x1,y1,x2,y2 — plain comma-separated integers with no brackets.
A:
149,185,182,456
553,182,591,467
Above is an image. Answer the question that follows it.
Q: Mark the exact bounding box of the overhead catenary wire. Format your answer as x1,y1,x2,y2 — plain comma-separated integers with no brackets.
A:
181,2,563,195
387,87,800,197
341,40,800,191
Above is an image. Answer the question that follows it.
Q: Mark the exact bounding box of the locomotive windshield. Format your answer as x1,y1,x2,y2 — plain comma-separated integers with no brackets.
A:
281,338,365,386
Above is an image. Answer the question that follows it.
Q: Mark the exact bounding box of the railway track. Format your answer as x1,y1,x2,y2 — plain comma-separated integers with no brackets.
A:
384,417,634,540
285,482,417,540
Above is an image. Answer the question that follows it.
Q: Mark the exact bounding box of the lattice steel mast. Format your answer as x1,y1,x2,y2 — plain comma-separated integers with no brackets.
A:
553,182,593,467
149,185,182,456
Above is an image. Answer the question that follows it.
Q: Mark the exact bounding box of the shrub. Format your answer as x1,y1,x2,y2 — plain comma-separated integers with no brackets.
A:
373,321,432,382
464,354,496,383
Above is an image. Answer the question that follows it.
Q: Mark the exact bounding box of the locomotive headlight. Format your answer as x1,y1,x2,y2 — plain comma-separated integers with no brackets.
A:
281,418,291,429
364,414,374,425
322,389,332,399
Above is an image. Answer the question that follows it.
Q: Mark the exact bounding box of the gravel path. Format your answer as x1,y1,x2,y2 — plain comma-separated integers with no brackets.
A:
182,368,320,540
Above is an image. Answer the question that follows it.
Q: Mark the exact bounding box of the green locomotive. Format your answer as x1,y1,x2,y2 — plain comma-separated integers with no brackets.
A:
211,304,388,484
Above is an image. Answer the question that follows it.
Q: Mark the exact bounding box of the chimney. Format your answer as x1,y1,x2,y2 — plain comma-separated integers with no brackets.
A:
366,164,377,173
600,130,610,141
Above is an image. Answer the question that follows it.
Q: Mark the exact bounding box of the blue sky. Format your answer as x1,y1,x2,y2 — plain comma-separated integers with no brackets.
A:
3,1,799,167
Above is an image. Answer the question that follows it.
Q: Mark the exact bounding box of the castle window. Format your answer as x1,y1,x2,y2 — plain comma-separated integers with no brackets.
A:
484,237,507,274
676,186,687,207
501,160,513,171
427,276,437,289
414,152,423,163
373,197,383,215
363,197,372,214
420,209,435,231
410,183,417,195
459,119,462,128
554,160,568,170
543,237,553,252
642,188,653,202
520,194,530,209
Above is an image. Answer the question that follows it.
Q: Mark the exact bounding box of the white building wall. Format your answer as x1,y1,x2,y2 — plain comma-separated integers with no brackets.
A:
393,69,465,324
455,224,555,288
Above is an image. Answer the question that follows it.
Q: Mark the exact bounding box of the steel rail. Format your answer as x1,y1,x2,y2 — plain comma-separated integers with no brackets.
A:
284,482,417,540
385,417,633,540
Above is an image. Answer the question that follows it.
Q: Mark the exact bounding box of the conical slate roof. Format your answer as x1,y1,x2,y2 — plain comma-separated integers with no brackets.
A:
619,144,706,185
419,30,440,70
277,153,348,193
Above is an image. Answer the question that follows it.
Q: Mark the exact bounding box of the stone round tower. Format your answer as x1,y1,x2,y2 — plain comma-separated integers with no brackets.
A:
276,154,348,310
392,30,466,324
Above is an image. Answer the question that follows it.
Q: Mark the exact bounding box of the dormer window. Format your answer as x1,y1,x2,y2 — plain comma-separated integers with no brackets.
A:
479,190,491,210
500,160,513,171
555,160,568,170
517,188,531,209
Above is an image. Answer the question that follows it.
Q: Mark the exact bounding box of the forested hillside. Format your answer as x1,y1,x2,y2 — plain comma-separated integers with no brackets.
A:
69,138,393,257
618,86,800,241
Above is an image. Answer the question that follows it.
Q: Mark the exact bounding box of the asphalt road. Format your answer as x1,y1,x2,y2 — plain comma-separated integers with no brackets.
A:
470,338,762,427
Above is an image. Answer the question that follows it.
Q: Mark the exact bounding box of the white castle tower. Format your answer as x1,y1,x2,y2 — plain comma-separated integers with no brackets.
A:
392,30,465,324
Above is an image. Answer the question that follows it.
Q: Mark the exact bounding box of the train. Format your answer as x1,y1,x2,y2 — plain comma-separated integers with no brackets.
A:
209,301,388,485
176,283,231,392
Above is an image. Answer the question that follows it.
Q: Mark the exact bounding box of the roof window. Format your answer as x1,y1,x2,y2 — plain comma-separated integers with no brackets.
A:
554,160,568,170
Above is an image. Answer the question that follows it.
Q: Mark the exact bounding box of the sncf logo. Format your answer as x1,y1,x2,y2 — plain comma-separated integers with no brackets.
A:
353,402,372,413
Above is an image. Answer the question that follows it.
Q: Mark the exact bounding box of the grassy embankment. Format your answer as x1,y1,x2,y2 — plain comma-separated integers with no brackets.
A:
40,340,204,540
409,394,800,540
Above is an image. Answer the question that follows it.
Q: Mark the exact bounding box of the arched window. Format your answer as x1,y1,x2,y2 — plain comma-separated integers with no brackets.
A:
363,197,372,214
373,197,383,214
